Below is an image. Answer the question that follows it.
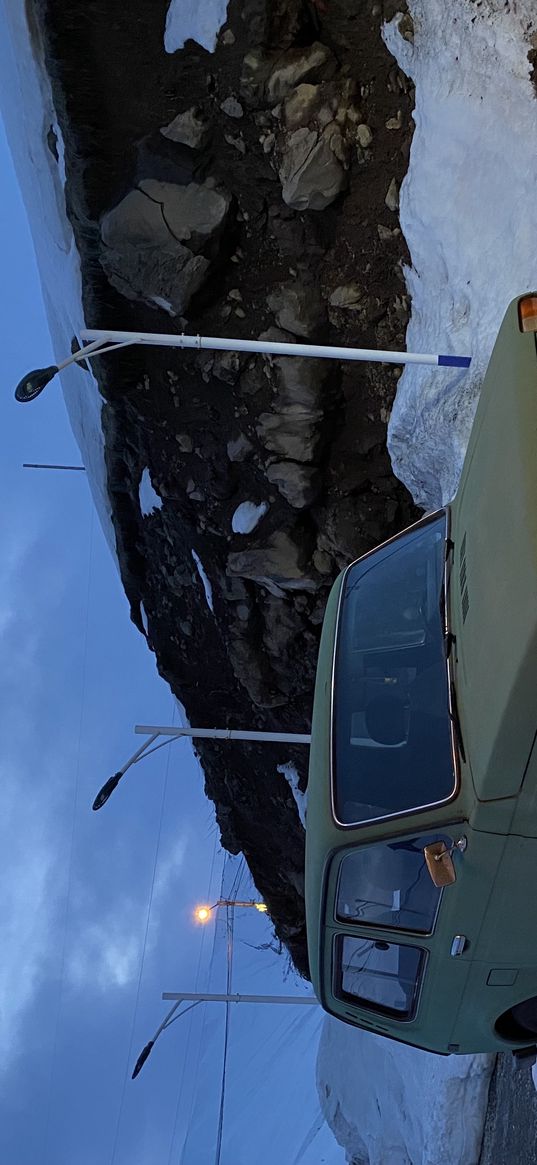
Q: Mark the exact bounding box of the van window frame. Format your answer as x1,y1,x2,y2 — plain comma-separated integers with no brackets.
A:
332,932,428,1022
332,832,451,936
329,509,461,829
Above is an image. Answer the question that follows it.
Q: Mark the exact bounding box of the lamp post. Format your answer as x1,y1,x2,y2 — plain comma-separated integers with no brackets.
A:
194,900,267,923
92,723,311,810
14,326,471,403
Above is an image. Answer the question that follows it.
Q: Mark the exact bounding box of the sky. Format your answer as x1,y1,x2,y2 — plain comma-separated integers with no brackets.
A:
0,22,339,1164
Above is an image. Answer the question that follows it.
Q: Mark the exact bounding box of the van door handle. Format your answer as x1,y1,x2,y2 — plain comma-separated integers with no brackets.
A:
450,935,467,957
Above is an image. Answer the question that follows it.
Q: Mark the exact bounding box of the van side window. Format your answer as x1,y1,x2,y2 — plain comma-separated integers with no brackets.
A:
336,834,448,933
334,934,424,1018
332,513,455,824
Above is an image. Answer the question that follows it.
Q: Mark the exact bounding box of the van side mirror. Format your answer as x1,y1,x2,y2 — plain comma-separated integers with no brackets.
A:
424,837,467,888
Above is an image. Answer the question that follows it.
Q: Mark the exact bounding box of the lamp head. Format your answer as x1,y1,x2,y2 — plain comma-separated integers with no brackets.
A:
15,365,59,402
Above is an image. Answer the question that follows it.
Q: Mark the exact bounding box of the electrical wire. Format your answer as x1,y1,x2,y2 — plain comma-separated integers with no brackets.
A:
214,905,234,1165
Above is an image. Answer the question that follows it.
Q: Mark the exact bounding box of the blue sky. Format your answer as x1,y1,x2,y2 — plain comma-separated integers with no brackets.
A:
0,111,222,1162
0,109,337,1165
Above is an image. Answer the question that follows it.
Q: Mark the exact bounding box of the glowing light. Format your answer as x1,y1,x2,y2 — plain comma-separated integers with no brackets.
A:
255,902,268,912
195,906,211,923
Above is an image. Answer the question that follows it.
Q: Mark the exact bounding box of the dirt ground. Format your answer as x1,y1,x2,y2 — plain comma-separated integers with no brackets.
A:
479,1055,537,1165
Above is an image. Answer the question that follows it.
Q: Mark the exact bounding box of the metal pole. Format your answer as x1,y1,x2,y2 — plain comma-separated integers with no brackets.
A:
134,724,311,744
23,463,86,471
80,327,471,369
162,992,318,1005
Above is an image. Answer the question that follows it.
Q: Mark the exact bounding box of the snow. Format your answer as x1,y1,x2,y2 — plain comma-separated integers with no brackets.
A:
383,0,537,509
318,1018,493,1165
139,467,163,516
278,762,307,828
191,548,214,613
231,500,268,534
164,0,229,54
0,0,116,554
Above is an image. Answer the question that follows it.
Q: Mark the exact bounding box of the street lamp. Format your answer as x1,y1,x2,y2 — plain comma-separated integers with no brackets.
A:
194,899,267,923
92,723,311,811
14,326,471,403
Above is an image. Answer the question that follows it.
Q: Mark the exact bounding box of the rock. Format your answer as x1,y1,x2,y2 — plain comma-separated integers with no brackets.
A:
256,408,323,463
99,179,232,312
221,28,235,45
160,107,209,149
228,630,288,707
377,223,400,241
227,530,319,592
266,461,321,508
278,125,348,211
266,43,336,104
356,123,373,148
385,177,399,213
267,282,326,338
316,498,389,567
138,179,231,251
386,110,403,130
100,240,209,316
220,95,244,118
225,132,246,154
227,434,254,462
329,283,364,310
212,350,242,384
282,83,320,130
313,548,333,574
175,433,193,452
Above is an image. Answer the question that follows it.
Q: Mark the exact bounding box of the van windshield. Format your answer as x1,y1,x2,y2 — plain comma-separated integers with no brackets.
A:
332,513,455,824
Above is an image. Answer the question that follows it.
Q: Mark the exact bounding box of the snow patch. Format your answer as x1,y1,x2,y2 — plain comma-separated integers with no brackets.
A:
191,549,214,613
164,0,229,54
278,762,307,828
318,1017,494,1165
139,468,163,516
0,0,115,554
231,500,268,534
383,0,537,509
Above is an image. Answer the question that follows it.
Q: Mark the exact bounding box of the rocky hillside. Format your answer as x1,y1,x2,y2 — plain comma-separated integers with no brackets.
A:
39,0,418,975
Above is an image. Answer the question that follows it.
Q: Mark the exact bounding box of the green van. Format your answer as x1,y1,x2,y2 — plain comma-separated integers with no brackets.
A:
306,293,537,1056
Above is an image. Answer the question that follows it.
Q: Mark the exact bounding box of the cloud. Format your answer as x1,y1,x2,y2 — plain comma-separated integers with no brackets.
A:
0,769,58,1064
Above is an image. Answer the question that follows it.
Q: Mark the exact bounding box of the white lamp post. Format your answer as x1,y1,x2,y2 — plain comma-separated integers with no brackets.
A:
92,723,310,810
14,326,471,402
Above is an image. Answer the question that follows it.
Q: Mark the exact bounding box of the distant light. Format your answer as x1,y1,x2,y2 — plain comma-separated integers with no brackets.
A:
255,902,268,912
195,906,211,923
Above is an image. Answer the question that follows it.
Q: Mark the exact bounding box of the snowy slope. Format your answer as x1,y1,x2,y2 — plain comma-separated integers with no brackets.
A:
384,0,537,509
0,0,115,551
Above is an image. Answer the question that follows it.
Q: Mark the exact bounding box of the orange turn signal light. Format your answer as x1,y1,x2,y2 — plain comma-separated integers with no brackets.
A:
518,295,537,333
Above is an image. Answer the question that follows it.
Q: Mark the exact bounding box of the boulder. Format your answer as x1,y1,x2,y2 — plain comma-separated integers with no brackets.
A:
267,281,326,338
256,407,323,463
278,125,348,210
100,240,209,316
227,530,319,592
266,43,336,104
160,107,209,149
266,461,321,508
138,179,231,251
99,179,231,314
283,83,322,130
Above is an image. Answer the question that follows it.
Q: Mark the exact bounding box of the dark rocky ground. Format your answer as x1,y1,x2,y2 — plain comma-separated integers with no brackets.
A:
37,0,420,975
